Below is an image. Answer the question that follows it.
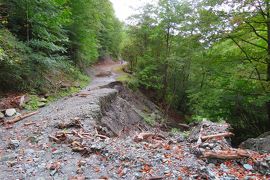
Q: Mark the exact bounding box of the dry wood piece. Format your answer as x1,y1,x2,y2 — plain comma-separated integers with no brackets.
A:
94,128,110,139
134,132,165,142
147,176,165,180
196,125,204,146
48,135,61,143
201,132,234,141
24,122,36,126
76,93,91,97
202,149,251,159
5,111,38,124
96,134,109,139
71,141,86,152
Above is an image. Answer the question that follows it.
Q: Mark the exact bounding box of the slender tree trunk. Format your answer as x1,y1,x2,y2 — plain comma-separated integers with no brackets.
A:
162,26,170,100
266,0,270,130
26,0,30,43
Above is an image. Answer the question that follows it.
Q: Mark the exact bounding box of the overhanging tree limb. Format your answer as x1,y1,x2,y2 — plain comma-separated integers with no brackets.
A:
245,21,268,42
237,37,268,50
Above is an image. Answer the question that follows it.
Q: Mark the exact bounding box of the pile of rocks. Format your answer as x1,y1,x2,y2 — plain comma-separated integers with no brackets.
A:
188,120,270,177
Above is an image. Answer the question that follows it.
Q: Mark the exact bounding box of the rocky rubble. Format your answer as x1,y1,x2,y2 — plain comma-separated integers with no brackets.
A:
188,120,270,178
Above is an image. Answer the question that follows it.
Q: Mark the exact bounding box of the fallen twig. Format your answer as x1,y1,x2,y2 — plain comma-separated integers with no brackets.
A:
24,122,36,126
134,132,165,142
96,134,109,139
147,176,165,180
76,93,91,97
201,132,234,141
196,125,204,146
48,135,61,143
5,111,38,124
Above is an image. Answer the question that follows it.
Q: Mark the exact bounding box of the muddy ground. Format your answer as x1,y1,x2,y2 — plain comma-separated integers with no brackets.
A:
0,61,269,180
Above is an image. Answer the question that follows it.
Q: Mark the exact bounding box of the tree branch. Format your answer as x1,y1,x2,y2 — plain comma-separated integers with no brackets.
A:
230,37,262,81
245,21,268,42
237,37,267,50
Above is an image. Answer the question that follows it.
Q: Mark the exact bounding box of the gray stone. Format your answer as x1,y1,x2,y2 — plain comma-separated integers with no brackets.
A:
240,133,270,153
176,135,185,143
0,154,17,162
50,169,57,176
122,168,128,175
38,102,46,108
206,168,217,179
243,164,253,171
25,149,35,156
8,139,20,149
220,163,229,172
40,98,48,102
221,176,237,180
244,176,257,180
5,108,16,117
134,172,142,178
208,143,215,149
0,112,4,119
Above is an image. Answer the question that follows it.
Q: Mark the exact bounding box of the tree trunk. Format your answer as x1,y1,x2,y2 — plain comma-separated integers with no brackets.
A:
162,26,171,100
266,1,270,130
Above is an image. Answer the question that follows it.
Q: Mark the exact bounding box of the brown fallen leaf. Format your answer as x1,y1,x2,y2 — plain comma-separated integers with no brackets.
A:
142,164,151,173
163,144,171,150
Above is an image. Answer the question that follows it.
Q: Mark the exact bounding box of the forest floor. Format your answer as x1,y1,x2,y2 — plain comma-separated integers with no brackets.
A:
0,61,269,180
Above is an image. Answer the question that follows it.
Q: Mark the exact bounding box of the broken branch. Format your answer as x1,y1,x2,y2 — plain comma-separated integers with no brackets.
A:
5,111,38,124
134,132,165,142
201,132,234,141
202,149,251,159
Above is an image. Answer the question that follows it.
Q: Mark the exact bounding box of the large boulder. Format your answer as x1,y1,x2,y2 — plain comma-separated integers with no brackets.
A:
240,132,270,153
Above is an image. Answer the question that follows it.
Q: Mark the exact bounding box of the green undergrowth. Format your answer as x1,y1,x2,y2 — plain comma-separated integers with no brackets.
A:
24,73,90,110
114,66,139,90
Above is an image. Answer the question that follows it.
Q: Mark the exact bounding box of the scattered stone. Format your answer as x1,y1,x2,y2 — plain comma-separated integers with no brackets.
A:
76,167,84,174
220,163,229,173
50,169,57,176
78,160,87,167
7,160,17,167
243,164,253,171
7,139,20,149
37,102,46,107
0,111,4,119
176,135,185,143
134,172,143,178
40,98,48,102
5,108,16,117
0,154,17,162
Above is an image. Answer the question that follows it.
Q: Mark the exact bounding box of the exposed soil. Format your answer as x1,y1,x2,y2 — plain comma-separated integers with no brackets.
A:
0,61,269,179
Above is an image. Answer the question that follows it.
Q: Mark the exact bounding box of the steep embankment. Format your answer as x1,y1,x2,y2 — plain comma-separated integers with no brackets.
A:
0,61,269,179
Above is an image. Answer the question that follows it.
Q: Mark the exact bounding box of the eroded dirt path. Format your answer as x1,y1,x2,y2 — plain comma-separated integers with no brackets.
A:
0,61,269,180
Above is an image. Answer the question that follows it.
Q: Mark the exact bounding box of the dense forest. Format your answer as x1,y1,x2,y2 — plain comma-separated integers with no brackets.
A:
1,0,270,142
0,0,122,92
121,0,270,141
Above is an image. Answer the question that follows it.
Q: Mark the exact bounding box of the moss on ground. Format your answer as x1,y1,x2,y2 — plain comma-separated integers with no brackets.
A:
24,74,90,110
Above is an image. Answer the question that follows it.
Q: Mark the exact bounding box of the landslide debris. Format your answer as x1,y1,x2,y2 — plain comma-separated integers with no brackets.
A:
0,63,269,179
